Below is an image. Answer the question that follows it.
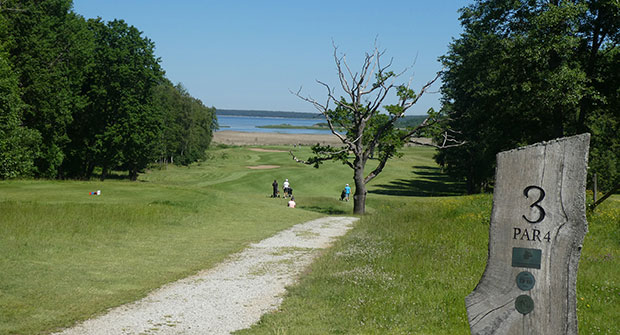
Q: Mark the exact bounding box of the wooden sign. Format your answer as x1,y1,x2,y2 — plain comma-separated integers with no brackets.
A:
466,134,590,334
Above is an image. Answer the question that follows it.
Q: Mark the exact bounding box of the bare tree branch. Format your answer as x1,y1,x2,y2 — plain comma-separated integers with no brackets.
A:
333,44,353,96
408,138,465,148
402,71,442,110
291,87,348,144
289,149,354,169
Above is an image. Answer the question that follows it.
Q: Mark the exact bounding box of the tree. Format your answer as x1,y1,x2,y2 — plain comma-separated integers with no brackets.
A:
153,82,217,166
293,45,456,214
0,23,40,179
73,18,164,180
2,0,94,178
436,0,619,193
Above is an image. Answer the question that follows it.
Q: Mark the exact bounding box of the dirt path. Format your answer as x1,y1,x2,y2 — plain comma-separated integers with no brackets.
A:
55,216,358,335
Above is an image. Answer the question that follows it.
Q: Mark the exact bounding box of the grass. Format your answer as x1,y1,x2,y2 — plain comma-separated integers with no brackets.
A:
237,195,619,334
235,195,491,334
1,143,618,334
0,144,336,334
577,198,620,333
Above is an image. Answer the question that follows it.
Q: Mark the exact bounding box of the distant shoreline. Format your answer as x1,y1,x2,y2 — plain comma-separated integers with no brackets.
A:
216,109,322,119
216,109,428,128
256,123,345,131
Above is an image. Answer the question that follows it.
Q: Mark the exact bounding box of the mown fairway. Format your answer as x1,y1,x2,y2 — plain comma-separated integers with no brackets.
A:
1,144,618,334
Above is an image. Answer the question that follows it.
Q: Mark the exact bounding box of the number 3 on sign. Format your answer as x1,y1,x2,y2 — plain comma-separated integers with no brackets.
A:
523,186,545,224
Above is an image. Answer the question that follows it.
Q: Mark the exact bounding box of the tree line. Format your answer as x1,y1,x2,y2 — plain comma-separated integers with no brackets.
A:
0,0,217,181
436,0,619,194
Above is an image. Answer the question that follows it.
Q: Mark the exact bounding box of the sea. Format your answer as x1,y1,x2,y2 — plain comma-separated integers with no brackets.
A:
216,115,333,135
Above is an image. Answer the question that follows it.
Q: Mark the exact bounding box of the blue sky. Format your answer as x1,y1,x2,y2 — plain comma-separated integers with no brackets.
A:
73,1,469,115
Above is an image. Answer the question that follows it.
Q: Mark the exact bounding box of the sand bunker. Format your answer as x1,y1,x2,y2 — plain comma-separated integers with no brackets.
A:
249,148,287,153
247,165,280,169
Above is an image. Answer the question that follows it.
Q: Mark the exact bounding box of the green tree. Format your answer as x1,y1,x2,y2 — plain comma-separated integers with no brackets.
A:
0,18,40,179
2,0,93,178
75,18,164,180
437,0,619,193
153,81,217,166
293,46,453,214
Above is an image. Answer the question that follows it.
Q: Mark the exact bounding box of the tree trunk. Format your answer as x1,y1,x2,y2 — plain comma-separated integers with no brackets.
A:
353,183,367,214
100,165,108,181
129,168,138,181
353,159,366,214
85,162,95,180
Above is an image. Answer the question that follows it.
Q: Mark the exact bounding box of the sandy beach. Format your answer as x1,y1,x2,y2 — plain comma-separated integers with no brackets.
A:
213,130,343,146
213,130,432,146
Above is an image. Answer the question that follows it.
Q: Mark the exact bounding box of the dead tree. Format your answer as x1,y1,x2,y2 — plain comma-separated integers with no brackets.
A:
292,44,460,214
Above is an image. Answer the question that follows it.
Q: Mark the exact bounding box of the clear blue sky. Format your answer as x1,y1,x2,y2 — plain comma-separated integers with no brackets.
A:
73,1,469,115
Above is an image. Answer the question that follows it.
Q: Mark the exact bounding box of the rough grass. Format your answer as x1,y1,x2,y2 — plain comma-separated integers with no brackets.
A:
577,198,620,333
237,195,619,334
236,195,491,334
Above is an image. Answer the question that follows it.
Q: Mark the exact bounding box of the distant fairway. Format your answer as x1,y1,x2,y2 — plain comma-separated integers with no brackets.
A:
1,142,617,334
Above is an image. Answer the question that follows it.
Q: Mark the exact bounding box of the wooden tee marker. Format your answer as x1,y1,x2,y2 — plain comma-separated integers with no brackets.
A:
466,134,590,334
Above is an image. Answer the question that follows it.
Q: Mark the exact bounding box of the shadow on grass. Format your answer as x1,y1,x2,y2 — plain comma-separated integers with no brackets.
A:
369,166,465,197
301,205,348,215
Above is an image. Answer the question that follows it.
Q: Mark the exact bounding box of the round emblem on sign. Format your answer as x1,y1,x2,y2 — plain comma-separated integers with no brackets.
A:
515,295,534,315
516,271,536,291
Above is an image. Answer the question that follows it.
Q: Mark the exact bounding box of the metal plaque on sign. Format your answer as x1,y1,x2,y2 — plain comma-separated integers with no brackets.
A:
511,247,542,269
515,295,535,315
516,271,536,291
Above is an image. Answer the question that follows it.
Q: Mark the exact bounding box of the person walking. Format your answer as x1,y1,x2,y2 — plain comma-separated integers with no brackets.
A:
282,178,290,198
344,184,351,201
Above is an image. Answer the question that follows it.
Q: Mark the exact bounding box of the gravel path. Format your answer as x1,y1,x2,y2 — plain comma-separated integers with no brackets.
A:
55,216,358,335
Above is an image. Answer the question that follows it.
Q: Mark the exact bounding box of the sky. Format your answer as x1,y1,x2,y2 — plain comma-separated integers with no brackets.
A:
72,1,469,115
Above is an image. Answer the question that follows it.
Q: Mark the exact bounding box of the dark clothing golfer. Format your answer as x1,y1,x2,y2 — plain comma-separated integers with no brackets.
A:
272,180,278,197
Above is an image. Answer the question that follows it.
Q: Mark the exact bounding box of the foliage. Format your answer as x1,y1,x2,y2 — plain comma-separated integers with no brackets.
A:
2,0,94,178
153,81,218,166
0,12,39,179
0,1,216,180
436,0,620,193
0,41,40,179
394,115,427,129
68,18,164,180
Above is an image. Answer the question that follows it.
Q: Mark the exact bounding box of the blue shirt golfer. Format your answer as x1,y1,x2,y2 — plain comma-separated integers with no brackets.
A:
344,184,351,201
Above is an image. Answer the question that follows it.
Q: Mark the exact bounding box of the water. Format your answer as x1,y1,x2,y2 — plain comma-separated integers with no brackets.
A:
216,115,333,135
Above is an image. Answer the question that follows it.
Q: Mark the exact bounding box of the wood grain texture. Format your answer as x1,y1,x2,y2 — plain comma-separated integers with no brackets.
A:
466,134,590,335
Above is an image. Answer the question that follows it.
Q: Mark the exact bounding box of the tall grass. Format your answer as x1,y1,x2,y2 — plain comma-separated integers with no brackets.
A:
237,194,619,334
577,199,620,333
236,195,491,334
